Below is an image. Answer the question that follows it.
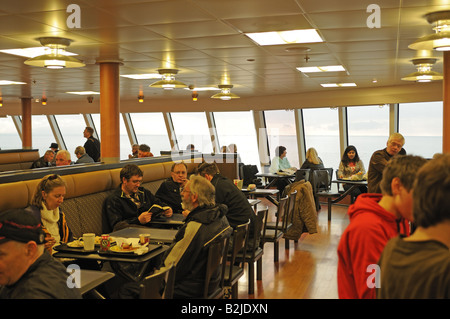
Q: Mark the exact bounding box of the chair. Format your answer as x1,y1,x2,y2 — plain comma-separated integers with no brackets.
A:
295,169,311,182
266,190,297,249
139,262,176,299
235,208,268,294
224,221,250,299
260,196,289,262
203,236,228,299
311,168,333,211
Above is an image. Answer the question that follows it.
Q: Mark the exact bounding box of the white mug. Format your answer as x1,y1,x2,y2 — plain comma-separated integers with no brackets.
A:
83,233,95,251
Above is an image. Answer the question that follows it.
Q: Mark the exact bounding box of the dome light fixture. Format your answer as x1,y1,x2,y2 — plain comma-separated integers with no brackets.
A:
402,57,443,82
24,37,85,69
210,84,240,100
409,11,450,52
149,68,187,90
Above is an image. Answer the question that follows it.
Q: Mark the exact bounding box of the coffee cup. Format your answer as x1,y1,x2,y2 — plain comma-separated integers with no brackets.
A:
83,233,95,251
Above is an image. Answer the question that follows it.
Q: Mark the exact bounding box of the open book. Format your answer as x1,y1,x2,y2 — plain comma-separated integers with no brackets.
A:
148,204,171,218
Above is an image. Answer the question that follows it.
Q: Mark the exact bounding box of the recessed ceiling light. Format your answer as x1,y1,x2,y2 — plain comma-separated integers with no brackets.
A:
297,65,346,73
0,47,78,58
66,91,100,95
0,80,27,85
321,83,357,88
120,73,162,80
245,29,323,46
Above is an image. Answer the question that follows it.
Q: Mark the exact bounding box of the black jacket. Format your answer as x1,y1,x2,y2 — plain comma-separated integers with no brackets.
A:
84,136,101,162
102,186,168,233
0,252,81,299
155,177,183,214
210,174,253,228
161,204,232,298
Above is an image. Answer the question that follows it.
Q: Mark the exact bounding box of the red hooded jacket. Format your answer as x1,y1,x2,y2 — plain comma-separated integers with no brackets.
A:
337,193,410,299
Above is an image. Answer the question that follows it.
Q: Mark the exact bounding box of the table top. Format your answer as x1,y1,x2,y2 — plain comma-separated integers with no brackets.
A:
110,227,178,244
79,270,115,295
241,188,279,194
255,172,295,178
148,213,185,226
333,179,368,185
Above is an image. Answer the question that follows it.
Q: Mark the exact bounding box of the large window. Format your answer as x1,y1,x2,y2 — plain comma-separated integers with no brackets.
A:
264,110,299,168
130,112,171,156
55,114,86,157
213,111,260,170
171,112,213,153
91,114,129,160
31,115,55,156
0,116,21,150
302,108,340,170
347,105,390,169
399,101,443,158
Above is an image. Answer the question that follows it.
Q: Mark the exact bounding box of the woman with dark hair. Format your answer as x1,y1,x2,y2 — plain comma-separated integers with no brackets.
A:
338,145,367,199
269,146,295,173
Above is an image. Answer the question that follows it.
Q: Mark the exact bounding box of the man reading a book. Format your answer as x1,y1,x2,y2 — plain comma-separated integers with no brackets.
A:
155,162,189,215
102,164,173,232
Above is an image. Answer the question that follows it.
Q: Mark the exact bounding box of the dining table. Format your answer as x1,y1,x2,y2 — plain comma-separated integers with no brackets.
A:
78,269,115,298
242,187,280,206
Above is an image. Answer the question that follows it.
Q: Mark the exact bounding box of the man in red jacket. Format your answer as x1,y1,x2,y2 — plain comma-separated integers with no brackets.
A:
337,155,427,299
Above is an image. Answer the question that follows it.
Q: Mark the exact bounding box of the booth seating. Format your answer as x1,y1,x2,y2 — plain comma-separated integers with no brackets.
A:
0,160,198,238
0,149,40,172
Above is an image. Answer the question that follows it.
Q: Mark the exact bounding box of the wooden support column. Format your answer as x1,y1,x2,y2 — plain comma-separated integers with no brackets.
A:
98,60,122,163
444,51,450,153
21,97,32,149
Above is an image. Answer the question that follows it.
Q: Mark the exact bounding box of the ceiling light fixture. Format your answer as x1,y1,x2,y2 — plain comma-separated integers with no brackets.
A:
24,37,85,69
149,68,187,90
409,11,450,51
320,83,357,88
245,29,323,46
192,91,198,102
210,84,240,100
121,73,162,80
41,97,47,106
297,65,346,73
401,57,443,82
138,94,144,103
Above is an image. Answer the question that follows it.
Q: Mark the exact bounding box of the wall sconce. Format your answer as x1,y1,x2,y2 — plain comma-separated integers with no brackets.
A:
87,96,94,103
192,91,198,102
0,97,3,107
138,94,144,103
41,97,47,106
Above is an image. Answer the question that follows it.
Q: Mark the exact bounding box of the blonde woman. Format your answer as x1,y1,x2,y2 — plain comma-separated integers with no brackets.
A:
301,147,325,171
25,174,73,253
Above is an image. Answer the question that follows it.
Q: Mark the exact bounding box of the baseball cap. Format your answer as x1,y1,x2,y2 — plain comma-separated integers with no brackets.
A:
0,209,45,245
50,143,58,149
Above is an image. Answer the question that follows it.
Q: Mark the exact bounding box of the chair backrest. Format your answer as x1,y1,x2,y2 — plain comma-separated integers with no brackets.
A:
283,190,297,231
259,207,269,248
203,236,227,298
272,195,289,236
295,169,311,182
139,262,176,299
312,169,333,193
227,221,250,269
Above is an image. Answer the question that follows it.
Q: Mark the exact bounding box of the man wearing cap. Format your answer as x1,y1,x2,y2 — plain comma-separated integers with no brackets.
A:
0,209,81,299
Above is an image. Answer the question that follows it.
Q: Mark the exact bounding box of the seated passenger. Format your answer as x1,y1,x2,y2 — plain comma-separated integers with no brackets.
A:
338,145,367,200
25,174,73,254
159,175,232,298
102,164,173,232
155,162,188,215
31,150,55,169
197,162,259,251
74,146,94,164
138,144,154,158
0,208,81,299
300,147,324,171
128,144,139,159
55,150,73,166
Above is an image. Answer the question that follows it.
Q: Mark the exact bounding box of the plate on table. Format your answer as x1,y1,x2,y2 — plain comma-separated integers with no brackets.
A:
98,244,163,258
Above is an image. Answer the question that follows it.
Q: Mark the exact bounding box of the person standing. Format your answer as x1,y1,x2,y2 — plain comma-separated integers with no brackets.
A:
377,154,450,299
367,133,405,193
337,155,427,299
83,126,101,162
